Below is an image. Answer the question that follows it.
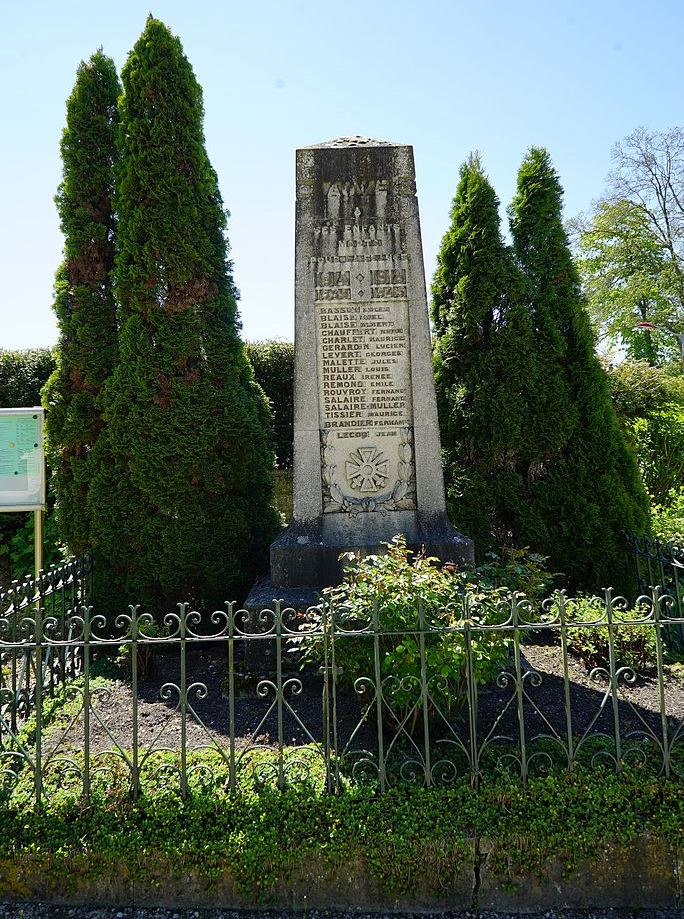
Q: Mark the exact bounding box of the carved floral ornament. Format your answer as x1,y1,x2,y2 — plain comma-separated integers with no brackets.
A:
320,428,416,515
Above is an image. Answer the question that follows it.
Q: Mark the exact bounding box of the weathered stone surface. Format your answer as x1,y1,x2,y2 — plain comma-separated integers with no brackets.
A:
477,836,680,911
268,137,473,590
0,839,680,911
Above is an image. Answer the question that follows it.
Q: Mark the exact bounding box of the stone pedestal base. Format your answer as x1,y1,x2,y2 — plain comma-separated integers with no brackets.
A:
269,517,474,589
242,519,473,671
241,577,322,672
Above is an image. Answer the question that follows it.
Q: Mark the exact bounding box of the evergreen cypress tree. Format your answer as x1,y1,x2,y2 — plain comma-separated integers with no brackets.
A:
432,155,547,552
509,148,649,591
89,18,280,610
42,52,120,555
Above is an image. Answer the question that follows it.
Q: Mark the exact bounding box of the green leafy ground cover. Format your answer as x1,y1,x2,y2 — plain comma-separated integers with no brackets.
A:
0,662,682,903
0,755,681,902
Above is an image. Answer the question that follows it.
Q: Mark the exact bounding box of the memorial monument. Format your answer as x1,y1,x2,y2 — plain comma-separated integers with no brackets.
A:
247,136,473,612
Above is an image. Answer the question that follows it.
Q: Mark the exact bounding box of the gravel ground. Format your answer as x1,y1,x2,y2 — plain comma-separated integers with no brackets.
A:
0,909,682,919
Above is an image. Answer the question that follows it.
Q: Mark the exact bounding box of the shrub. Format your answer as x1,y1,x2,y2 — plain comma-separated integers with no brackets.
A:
509,148,649,593
552,595,658,673
650,487,684,542
42,51,120,556
88,18,280,613
0,349,55,407
300,537,512,732
432,151,649,596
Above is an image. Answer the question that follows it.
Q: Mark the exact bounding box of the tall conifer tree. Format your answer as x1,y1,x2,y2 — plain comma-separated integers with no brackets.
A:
432,155,544,551
509,148,649,590
89,18,279,610
42,51,120,555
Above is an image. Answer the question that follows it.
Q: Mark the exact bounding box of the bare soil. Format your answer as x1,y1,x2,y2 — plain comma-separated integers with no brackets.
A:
40,637,684,766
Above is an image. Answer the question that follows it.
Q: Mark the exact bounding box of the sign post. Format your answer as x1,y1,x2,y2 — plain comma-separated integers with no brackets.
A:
0,408,46,580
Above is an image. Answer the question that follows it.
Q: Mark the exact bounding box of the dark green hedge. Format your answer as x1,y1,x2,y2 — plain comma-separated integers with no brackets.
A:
246,339,294,469
0,349,55,408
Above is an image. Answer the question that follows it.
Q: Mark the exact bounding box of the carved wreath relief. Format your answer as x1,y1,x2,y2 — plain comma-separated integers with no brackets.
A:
321,428,415,515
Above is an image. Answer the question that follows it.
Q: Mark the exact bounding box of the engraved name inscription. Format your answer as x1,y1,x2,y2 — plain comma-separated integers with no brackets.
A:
317,300,412,430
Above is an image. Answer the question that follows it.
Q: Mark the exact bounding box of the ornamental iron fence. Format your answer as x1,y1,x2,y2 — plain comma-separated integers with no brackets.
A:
626,532,684,652
0,555,91,742
0,575,682,807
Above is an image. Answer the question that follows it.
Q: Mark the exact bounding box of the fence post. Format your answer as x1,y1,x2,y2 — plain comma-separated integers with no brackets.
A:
604,589,622,774
179,603,188,799
321,597,333,793
417,598,431,788
82,604,91,800
512,595,528,785
651,587,671,778
130,606,140,801
464,613,479,789
372,597,386,792
558,592,575,771
33,594,43,810
226,602,236,793
275,600,284,790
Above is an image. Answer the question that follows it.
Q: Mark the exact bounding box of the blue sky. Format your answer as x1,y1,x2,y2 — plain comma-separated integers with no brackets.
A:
1,0,682,349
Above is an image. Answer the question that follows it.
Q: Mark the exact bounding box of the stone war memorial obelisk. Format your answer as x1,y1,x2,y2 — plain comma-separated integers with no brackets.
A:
247,136,473,616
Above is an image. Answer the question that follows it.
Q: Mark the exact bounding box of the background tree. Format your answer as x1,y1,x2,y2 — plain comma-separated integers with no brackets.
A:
41,52,120,556
606,360,684,533
89,18,280,611
577,127,684,367
576,200,672,363
510,148,649,591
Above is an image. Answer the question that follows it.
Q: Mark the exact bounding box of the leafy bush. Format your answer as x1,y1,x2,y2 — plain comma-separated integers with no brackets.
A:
552,595,658,673
650,487,684,542
300,537,512,731
606,361,684,533
474,545,554,600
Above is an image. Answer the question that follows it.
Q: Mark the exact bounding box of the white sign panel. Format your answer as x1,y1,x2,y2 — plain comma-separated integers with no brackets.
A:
0,408,45,511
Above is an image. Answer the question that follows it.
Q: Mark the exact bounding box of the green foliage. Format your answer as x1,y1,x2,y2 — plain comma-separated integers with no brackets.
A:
88,18,280,613
0,349,55,407
431,155,546,555
474,545,554,600
605,360,684,534
509,148,649,592
6,511,62,581
551,595,658,672
0,760,681,903
245,340,294,469
300,537,512,726
576,127,684,369
577,199,678,363
649,487,684,542
433,150,648,594
41,52,121,557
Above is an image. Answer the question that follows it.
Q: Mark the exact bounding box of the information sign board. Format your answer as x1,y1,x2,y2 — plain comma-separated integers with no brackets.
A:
0,408,45,511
